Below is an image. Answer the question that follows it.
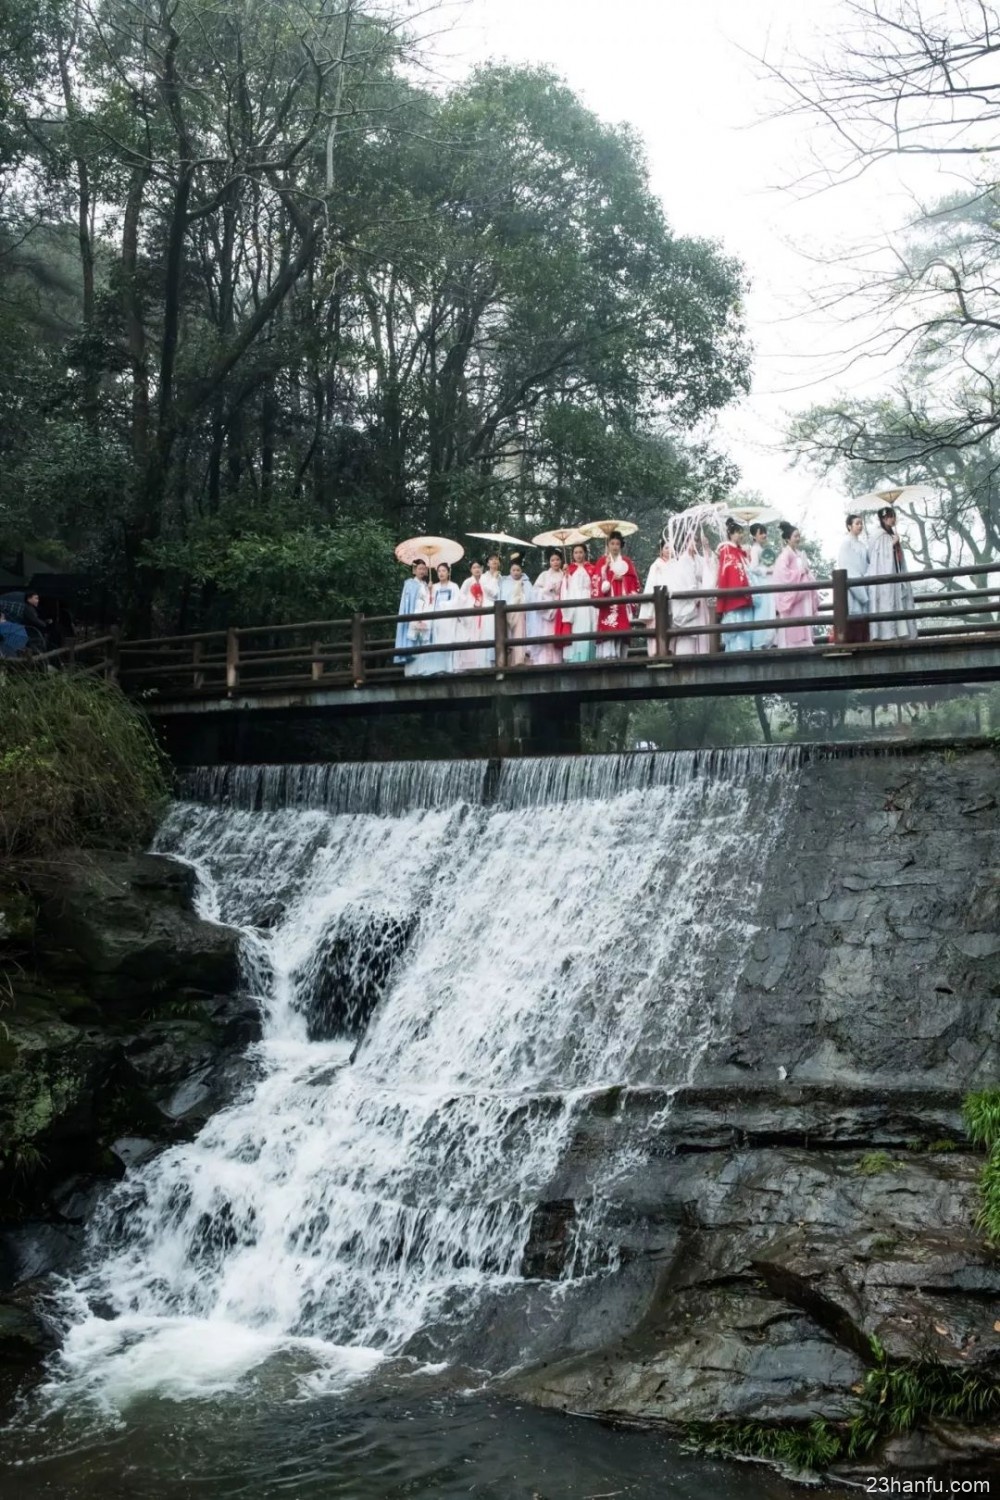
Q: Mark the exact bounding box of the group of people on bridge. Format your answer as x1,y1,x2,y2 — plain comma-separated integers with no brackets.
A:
393,504,916,675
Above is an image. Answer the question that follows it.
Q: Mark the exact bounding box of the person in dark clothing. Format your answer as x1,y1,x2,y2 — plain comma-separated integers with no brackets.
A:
0,591,49,651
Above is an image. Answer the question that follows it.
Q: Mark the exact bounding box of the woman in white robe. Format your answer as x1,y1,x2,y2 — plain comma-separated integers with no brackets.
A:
480,553,503,666
498,559,535,666
866,505,917,641
424,563,462,673
667,542,704,656
561,543,596,663
639,537,673,657
531,551,566,664
694,537,718,654
458,561,492,670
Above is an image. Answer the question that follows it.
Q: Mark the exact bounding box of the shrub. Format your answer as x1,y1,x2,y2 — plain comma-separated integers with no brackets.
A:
962,1089,1000,1240
0,669,169,857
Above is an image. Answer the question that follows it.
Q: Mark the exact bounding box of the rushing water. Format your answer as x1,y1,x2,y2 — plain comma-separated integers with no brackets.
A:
5,750,818,1497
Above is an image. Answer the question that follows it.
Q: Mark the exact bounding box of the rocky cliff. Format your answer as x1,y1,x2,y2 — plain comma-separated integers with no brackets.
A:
0,850,252,1392
516,746,1000,1476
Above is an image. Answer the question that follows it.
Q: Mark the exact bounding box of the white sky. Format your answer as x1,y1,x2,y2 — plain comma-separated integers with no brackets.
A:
428,0,961,556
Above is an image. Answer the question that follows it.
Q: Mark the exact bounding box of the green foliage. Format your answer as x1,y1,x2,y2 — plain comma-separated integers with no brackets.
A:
0,5,751,628
0,670,169,857
846,1337,1000,1457
963,1089,1000,1149
147,512,399,626
964,1089,1000,1241
683,1417,840,1471
627,696,766,753
854,1151,903,1177
686,1337,1000,1475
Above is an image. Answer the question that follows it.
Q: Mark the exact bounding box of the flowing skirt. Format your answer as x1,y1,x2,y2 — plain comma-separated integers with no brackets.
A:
748,566,776,649
457,611,492,671
776,597,814,649
721,605,754,652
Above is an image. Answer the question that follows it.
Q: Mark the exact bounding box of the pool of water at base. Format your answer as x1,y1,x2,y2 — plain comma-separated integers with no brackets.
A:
3,1386,854,1500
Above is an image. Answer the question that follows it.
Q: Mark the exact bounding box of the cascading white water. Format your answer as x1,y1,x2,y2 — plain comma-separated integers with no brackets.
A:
46,750,799,1412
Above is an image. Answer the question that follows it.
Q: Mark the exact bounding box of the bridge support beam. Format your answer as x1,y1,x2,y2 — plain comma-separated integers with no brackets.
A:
493,694,581,757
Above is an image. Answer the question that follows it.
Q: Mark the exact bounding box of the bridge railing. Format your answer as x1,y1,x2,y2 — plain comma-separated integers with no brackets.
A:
114,561,1000,698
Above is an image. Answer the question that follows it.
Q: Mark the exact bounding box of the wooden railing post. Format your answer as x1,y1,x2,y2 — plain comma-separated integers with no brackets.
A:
225,628,240,693
494,598,508,670
193,637,204,690
832,568,849,644
653,587,671,659
106,628,120,683
351,614,366,685
311,638,324,683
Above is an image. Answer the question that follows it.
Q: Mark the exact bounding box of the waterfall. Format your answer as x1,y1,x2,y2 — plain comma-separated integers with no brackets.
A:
45,749,798,1412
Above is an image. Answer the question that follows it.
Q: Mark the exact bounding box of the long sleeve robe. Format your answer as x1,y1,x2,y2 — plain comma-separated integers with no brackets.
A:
716,543,754,651
639,556,671,656
773,546,816,649
395,577,434,674
837,535,870,615
458,577,492,670
560,562,598,662
747,541,776,649
498,573,536,665
531,568,566,664
866,529,917,640
595,553,640,659
423,580,462,673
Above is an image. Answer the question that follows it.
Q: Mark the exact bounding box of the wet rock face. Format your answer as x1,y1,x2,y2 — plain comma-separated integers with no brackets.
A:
291,910,415,1040
0,852,254,1291
31,851,239,1010
516,749,1000,1468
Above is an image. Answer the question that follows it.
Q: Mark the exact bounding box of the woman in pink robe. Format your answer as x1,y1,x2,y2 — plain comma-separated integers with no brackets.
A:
773,522,816,649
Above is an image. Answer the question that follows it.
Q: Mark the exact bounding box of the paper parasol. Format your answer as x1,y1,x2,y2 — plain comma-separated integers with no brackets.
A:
851,484,937,513
721,503,783,525
578,519,639,540
395,535,465,567
466,530,536,549
532,527,590,548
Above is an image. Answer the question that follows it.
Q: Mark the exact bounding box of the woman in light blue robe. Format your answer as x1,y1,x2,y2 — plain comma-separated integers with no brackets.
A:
394,561,435,675
747,523,776,649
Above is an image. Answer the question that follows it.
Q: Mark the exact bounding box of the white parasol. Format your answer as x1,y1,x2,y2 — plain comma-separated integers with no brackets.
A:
852,484,937,513
720,503,783,525
395,536,464,567
533,527,590,549
466,530,536,549
578,519,639,540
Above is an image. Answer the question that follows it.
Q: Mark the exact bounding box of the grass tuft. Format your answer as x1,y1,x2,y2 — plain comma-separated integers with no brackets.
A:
962,1090,1000,1242
0,669,169,858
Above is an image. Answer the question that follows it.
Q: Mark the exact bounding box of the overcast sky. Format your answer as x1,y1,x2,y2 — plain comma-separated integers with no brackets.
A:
428,0,956,553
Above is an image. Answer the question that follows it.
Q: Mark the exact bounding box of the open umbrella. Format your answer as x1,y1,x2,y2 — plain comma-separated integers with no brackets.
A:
466,530,536,549
852,484,937,513
395,536,464,567
720,503,783,525
532,527,590,548
578,519,639,540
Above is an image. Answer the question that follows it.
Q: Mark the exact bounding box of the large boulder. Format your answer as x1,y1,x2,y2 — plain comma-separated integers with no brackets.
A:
32,851,239,1008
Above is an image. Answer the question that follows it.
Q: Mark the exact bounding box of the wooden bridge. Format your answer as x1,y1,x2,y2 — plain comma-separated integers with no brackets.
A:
27,562,1000,759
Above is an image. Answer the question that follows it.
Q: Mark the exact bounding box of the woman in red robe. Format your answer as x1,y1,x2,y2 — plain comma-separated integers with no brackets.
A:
716,518,754,652
596,530,641,659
